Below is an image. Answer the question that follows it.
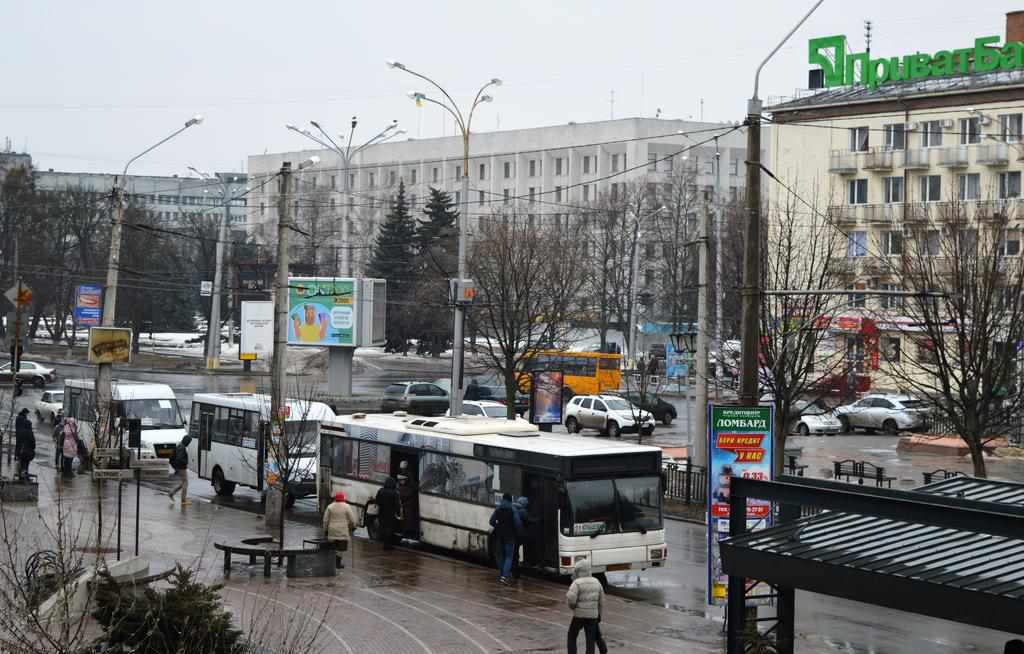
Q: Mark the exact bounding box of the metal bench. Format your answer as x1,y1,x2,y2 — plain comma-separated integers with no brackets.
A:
214,537,336,578
833,459,896,488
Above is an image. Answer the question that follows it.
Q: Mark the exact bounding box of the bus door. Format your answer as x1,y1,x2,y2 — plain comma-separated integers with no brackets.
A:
198,404,215,479
524,473,559,568
391,449,420,539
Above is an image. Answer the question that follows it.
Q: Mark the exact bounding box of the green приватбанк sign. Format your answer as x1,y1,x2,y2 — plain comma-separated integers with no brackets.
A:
809,34,1024,90
287,277,355,347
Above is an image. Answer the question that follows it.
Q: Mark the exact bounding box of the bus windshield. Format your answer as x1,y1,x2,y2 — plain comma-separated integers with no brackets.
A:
123,399,185,429
565,476,661,535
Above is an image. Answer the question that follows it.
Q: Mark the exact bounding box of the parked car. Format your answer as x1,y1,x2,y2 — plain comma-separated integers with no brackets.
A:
788,399,842,435
381,381,449,416
35,390,64,424
0,360,56,388
564,394,656,438
435,377,530,416
447,400,530,422
833,394,930,434
609,391,677,425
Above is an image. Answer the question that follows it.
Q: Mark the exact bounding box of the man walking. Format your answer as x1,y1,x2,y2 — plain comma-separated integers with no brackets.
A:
14,408,35,481
489,492,521,585
566,559,606,654
167,434,192,507
375,477,401,549
322,491,358,569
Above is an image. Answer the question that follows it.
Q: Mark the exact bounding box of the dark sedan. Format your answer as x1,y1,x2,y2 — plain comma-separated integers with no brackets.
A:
613,391,677,425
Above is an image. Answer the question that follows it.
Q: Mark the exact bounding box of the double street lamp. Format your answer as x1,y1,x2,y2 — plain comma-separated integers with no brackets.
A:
386,60,501,417
285,118,405,276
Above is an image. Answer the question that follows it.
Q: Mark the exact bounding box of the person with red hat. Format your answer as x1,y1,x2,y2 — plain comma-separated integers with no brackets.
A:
322,490,358,569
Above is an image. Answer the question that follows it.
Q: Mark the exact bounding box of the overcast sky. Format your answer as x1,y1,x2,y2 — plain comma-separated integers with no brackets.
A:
1,1,1019,177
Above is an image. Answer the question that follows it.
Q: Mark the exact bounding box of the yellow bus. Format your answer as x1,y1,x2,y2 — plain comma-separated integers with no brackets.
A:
518,350,623,397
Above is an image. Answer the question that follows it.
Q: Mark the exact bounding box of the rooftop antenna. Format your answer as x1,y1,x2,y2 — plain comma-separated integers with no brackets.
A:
700,98,705,122
864,20,873,57
610,90,615,120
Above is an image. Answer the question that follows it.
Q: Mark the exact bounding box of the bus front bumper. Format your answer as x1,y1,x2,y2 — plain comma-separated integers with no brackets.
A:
558,544,668,575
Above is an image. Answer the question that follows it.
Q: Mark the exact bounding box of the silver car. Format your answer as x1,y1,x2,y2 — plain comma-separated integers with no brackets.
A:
834,394,930,434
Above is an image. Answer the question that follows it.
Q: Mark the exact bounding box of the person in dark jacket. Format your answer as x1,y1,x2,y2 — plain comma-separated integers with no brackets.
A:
14,408,35,481
52,410,65,466
489,493,521,585
167,435,192,507
511,496,536,578
375,477,401,549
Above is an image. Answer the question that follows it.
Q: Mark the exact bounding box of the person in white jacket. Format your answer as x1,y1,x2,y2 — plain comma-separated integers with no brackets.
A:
322,491,358,569
566,558,607,654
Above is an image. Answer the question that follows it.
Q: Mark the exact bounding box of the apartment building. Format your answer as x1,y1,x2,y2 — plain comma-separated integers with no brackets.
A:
246,117,751,279
767,12,1024,392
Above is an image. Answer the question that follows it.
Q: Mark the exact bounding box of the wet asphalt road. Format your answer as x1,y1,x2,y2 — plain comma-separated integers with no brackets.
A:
12,360,1024,652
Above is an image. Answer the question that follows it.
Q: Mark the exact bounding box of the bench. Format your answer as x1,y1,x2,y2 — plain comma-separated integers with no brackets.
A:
213,537,336,579
922,469,964,485
784,455,807,477
833,459,896,488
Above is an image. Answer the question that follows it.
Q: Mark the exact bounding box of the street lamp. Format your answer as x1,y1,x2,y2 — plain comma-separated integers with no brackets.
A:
96,116,203,451
286,117,403,277
388,60,501,418
188,167,243,370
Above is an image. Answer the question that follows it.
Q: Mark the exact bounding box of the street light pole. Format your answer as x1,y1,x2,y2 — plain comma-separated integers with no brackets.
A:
388,60,501,418
97,116,202,448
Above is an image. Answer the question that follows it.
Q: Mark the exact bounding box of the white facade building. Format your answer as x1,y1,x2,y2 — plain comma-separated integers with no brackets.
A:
246,117,752,276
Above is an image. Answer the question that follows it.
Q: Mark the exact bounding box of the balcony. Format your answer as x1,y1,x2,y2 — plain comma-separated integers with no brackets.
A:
828,204,859,226
862,148,894,171
973,199,1019,221
937,146,970,168
901,149,931,170
977,142,1010,166
829,150,859,175
902,202,933,225
864,203,902,224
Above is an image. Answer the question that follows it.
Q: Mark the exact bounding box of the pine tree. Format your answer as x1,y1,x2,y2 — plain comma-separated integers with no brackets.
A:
416,187,459,263
413,187,460,356
367,181,417,352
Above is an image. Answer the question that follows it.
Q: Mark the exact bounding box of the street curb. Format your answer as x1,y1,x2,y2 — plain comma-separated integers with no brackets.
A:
25,355,277,377
664,513,706,526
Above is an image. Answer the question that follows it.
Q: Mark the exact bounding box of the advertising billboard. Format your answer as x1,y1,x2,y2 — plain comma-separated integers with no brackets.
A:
88,327,133,364
706,404,774,606
239,301,273,360
287,278,355,347
529,370,564,425
74,284,102,326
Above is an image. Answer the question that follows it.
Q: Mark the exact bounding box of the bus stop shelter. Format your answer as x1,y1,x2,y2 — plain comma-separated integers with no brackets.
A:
719,475,1024,653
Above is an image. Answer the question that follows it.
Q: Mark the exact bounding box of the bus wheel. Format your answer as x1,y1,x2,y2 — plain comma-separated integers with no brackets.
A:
212,468,236,496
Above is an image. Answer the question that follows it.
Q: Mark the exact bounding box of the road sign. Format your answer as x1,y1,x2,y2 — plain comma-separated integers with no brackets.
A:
200,281,213,297
74,284,102,326
4,284,32,307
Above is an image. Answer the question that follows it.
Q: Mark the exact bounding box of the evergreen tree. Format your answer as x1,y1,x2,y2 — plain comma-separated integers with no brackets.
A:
367,181,417,352
414,187,459,357
416,187,458,258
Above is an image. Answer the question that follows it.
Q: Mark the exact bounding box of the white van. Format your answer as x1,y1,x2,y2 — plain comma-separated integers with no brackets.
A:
186,393,335,506
63,379,188,459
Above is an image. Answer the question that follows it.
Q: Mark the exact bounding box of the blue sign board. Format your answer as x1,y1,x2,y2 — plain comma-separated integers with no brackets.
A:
74,284,102,326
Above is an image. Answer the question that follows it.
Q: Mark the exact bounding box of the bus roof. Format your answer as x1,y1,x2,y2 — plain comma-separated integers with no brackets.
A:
526,350,622,359
191,393,336,422
64,378,178,400
324,412,659,458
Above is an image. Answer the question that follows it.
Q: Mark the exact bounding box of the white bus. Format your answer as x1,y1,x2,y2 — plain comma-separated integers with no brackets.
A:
319,413,667,579
63,379,188,459
187,393,336,506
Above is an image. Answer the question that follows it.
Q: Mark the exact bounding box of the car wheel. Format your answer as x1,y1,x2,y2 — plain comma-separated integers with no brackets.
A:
607,421,621,439
798,423,810,436
839,415,851,433
565,417,580,434
661,412,673,426
33,377,45,389
641,425,654,436
882,419,899,435
212,468,236,496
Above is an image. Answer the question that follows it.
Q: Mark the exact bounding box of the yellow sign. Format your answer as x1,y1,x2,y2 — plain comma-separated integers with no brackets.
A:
88,327,133,364
239,352,256,361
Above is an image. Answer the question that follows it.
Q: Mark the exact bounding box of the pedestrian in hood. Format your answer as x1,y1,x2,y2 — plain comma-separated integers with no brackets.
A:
323,491,358,569
167,434,192,508
489,493,521,585
52,410,65,466
14,408,35,481
61,418,78,479
566,559,606,654
375,476,401,549
511,496,536,578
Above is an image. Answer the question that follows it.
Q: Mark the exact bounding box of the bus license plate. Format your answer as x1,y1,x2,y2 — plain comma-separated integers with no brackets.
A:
606,563,630,572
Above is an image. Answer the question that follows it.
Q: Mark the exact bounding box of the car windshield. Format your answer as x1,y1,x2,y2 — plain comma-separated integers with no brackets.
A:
483,405,509,418
565,476,662,535
123,399,185,429
284,420,319,456
795,400,829,416
604,398,632,411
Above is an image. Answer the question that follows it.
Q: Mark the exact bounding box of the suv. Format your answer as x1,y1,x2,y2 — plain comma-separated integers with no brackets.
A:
833,394,930,434
610,391,677,425
381,382,449,416
564,394,655,438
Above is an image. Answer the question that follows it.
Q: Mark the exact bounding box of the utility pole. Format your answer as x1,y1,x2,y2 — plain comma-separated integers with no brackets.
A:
450,132,471,416
96,185,126,449
628,214,641,367
694,203,710,474
205,175,232,369
267,161,292,530
714,141,724,395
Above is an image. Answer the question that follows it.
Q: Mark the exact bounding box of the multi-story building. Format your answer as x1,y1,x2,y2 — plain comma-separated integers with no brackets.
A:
767,11,1024,393
246,117,752,286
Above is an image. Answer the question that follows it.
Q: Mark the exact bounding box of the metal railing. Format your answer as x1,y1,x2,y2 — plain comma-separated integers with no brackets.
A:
663,460,707,505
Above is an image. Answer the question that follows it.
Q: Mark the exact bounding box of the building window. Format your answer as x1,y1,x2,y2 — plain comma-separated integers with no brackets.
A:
1003,231,1021,256
1000,171,1021,199
528,187,536,204
960,228,978,254
922,121,943,147
330,175,337,190
730,159,739,176
504,161,511,179
583,156,591,174
432,167,439,183
848,231,868,257
611,183,619,200
958,173,981,201
349,173,355,188
479,163,486,180
411,169,417,184
648,153,657,172
884,176,904,203
848,178,868,205
259,202,265,216
503,189,511,205
882,336,901,362
846,286,866,309
920,230,939,256
583,185,590,202
555,186,562,202
849,126,869,152
478,190,485,206
702,160,714,175
730,186,738,202
884,123,906,151
1001,114,1023,143
611,154,620,172
846,335,866,371
883,231,903,256
880,284,903,310
665,155,674,172
369,172,376,188
455,165,461,179
960,117,981,145
920,175,942,202
330,198,336,211
917,340,938,364
529,160,537,177
388,170,395,186
555,157,563,176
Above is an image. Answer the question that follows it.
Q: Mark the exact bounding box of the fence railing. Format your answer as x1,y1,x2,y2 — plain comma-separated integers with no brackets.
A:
663,461,707,505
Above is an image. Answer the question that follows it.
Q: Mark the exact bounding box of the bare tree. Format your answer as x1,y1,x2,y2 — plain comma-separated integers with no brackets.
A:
469,213,589,419
648,166,701,331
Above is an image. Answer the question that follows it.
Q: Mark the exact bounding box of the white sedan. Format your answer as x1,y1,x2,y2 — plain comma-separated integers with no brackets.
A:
447,400,529,421
35,390,64,424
